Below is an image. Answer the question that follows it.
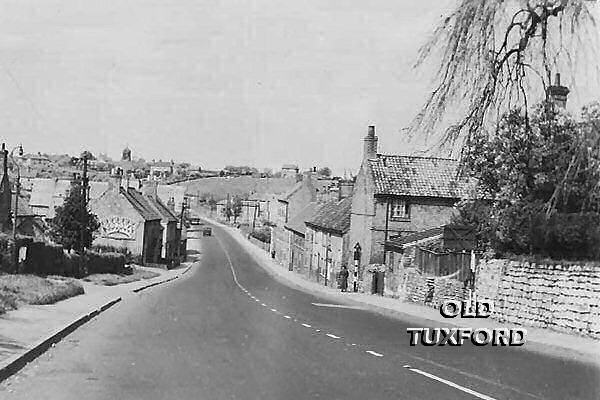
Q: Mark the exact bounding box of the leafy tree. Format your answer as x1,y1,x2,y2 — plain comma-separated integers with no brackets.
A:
412,0,599,153
208,196,217,216
318,167,332,177
456,101,600,258
50,179,100,252
232,196,244,223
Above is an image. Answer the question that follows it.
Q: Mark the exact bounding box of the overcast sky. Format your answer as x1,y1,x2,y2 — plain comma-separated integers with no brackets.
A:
0,1,598,174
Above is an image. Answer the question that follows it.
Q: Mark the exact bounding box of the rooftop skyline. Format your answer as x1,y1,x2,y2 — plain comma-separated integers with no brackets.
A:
1,1,598,175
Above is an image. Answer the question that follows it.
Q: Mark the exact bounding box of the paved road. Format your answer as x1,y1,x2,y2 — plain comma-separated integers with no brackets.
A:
1,224,598,399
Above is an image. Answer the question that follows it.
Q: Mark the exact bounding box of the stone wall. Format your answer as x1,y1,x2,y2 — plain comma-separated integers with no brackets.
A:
384,266,467,308
476,259,600,338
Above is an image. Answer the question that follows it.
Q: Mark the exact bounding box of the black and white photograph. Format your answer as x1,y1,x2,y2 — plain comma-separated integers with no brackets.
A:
0,1,599,399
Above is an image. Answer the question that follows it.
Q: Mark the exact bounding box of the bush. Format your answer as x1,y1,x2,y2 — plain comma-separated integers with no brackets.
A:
250,227,271,243
85,251,126,275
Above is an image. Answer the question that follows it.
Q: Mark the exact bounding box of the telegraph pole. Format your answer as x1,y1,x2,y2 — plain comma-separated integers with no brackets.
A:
79,153,89,253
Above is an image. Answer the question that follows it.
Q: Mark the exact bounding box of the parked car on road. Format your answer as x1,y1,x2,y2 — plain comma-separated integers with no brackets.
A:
203,227,212,236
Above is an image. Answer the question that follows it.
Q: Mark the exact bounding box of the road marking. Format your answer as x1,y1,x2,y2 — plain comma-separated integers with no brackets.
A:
404,367,497,400
270,308,278,313
311,303,365,310
326,334,341,339
284,315,291,319
261,303,267,307
301,323,312,328
315,329,321,332
365,350,383,357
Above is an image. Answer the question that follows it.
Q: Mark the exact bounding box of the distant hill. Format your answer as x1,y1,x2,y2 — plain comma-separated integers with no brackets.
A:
181,176,297,201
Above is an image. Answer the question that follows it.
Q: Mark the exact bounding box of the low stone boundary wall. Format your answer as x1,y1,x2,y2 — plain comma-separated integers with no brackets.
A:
476,260,600,338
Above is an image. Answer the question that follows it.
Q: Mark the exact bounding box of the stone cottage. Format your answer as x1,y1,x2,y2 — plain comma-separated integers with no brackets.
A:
142,183,179,265
305,197,352,287
270,174,316,267
90,176,163,265
348,125,472,287
283,202,321,273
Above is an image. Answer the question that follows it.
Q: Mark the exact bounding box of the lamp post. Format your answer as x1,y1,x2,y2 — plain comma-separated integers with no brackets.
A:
9,144,23,273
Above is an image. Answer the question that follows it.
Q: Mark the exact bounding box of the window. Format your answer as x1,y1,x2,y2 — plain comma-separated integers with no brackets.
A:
391,200,410,219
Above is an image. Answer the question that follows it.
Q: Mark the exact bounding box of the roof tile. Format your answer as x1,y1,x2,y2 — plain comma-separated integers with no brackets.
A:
368,155,471,198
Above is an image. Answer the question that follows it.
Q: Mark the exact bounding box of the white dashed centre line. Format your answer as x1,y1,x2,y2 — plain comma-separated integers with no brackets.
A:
217,231,499,400
404,367,498,400
284,315,291,319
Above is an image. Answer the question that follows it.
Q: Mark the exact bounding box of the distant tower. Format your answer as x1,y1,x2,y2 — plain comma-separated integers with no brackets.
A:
363,125,378,161
121,146,132,162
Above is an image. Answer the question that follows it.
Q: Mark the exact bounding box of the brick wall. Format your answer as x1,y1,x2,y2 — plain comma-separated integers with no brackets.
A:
476,259,600,338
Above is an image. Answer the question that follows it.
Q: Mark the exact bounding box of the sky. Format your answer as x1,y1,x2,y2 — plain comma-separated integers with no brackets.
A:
0,0,598,175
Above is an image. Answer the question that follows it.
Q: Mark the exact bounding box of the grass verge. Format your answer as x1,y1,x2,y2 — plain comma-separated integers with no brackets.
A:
83,267,160,286
0,274,84,315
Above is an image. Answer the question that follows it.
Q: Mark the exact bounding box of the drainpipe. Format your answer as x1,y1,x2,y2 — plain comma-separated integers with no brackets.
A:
383,199,390,264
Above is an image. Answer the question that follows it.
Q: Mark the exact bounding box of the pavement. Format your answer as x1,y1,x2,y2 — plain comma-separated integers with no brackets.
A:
0,225,598,399
210,218,600,366
0,262,195,382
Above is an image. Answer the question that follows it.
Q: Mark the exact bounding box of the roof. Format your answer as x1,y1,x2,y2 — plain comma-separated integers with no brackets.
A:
368,155,471,199
152,161,173,168
278,177,315,202
30,179,108,207
306,197,352,235
385,224,476,251
122,188,162,221
284,202,320,235
145,195,178,222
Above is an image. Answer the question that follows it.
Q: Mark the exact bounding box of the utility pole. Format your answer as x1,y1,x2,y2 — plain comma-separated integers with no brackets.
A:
79,153,89,253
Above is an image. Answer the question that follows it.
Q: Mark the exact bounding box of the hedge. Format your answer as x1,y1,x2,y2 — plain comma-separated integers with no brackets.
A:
21,241,127,277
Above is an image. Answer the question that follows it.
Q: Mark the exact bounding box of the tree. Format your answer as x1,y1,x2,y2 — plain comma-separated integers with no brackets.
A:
232,196,244,223
412,0,599,154
455,101,600,258
317,167,332,177
50,179,100,252
208,196,217,217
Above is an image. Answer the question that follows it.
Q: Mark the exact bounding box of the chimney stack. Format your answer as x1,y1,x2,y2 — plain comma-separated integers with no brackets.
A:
338,180,354,200
109,167,123,194
142,179,158,199
548,72,569,109
363,125,378,161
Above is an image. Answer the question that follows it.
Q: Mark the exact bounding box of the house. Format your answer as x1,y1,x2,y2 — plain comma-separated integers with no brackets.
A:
12,196,45,237
29,178,110,220
142,183,180,265
157,184,186,215
305,197,352,287
280,164,299,179
270,174,316,267
90,175,163,265
284,202,321,273
150,160,174,179
348,125,472,288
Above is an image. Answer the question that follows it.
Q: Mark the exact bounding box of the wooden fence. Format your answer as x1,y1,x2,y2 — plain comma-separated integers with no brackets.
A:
414,248,477,282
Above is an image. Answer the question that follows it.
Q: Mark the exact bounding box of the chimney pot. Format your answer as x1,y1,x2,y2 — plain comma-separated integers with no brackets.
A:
555,73,561,86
